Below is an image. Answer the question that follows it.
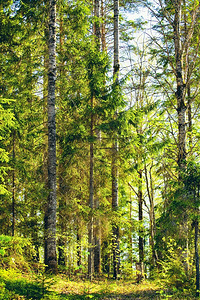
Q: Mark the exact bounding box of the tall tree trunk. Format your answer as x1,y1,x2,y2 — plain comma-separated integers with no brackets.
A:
88,94,94,280
128,191,133,268
144,164,158,268
112,0,120,280
138,169,144,272
93,0,101,276
187,85,192,150
12,130,15,237
77,231,82,268
195,187,200,297
57,1,66,268
44,0,57,274
58,170,66,267
173,0,186,173
101,0,106,51
195,216,199,297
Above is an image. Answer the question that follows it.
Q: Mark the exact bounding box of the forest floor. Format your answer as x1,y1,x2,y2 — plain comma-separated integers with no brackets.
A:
0,269,196,300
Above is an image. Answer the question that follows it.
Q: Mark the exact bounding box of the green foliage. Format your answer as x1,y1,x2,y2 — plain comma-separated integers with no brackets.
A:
0,235,36,271
0,269,52,300
0,100,15,194
158,238,195,291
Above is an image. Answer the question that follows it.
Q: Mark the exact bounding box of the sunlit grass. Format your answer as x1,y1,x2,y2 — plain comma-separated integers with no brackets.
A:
0,270,197,299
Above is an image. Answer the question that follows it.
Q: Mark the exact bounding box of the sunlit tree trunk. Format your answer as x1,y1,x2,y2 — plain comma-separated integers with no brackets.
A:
93,0,101,276
12,130,15,237
112,0,120,280
57,0,66,268
44,0,57,273
88,104,94,279
195,216,199,297
173,0,186,173
144,164,158,268
138,169,143,262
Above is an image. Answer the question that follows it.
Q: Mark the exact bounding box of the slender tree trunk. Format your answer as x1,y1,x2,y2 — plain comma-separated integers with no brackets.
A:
57,1,66,268
138,170,144,270
187,85,192,150
129,191,133,267
194,187,200,297
77,232,82,268
93,0,101,276
173,0,186,172
30,206,40,262
112,0,120,280
12,130,15,237
144,164,158,268
88,95,94,280
58,170,66,267
44,0,57,274
101,0,106,51
195,217,199,297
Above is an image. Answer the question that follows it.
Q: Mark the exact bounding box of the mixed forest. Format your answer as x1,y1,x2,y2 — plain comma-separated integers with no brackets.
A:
1,0,200,298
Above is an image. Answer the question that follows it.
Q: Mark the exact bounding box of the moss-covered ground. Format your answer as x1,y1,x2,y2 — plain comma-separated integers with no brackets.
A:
0,269,197,300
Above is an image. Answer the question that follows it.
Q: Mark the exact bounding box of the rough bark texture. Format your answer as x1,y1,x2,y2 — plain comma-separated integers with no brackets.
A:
57,4,66,268
44,0,57,274
173,0,186,172
112,0,120,280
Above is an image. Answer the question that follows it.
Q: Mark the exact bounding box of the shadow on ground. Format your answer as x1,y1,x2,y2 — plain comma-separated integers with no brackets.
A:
58,290,160,299
2,278,194,300
3,278,48,299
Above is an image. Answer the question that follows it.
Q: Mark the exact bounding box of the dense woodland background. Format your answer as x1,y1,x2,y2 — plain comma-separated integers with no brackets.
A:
1,0,200,298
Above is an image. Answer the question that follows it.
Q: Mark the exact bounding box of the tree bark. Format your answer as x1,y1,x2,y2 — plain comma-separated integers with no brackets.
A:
195,187,200,297
112,0,120,280
173,0,186,172
93,0,101,276
12,130,15,237
101,0,106,51
44,0,57,274
128,191,133,267
144,164,158,268
57,1,66,268
77,232,82,268
138,169,144,266
88,95,94,280
195,217,199,297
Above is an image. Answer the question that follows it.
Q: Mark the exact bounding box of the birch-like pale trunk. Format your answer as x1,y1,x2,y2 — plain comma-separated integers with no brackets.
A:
112,0,120,280
44,0,57,273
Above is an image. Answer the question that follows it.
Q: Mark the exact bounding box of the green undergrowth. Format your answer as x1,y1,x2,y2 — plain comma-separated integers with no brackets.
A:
0,235,198,299
0,270,198,300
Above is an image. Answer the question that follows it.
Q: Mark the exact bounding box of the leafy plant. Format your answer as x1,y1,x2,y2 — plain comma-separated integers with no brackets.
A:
158,238,195,291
